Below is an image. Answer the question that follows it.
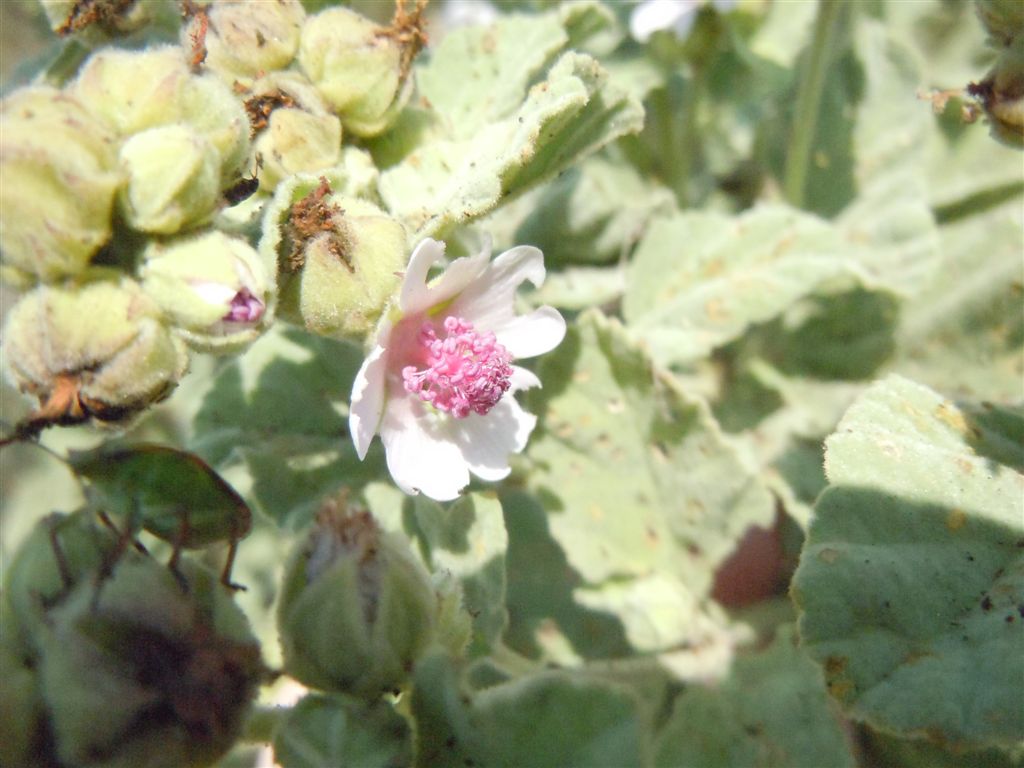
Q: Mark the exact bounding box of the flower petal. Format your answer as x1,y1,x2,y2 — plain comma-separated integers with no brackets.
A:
491,306,566,359
380,395,470,501
630,0,699,42
401,237,491,316
349,342,389,460
452,395,536,482
509,365,541,393
446,244,545,330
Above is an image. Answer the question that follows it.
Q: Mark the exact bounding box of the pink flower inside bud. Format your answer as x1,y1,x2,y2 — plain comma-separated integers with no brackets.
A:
223,288,264,323
402,316,513,418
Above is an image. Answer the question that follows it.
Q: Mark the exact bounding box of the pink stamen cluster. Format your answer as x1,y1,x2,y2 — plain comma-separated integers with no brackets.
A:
223,288,264,323
402,316,513,419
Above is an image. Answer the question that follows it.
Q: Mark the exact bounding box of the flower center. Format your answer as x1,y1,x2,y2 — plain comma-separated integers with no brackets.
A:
402,316,512,419
223,288,264,323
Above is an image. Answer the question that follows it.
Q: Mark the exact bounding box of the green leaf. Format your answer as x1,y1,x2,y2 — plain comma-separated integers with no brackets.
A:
272,694,411,768
514,152,675,266
793,375,1024,748
525,311,772,665
365,484,508,657
411,651,645,768
68,443,250,547
622,205,874,368
379,51,643,242
653,626,856,768
190,326,382,529
893,199,1024,403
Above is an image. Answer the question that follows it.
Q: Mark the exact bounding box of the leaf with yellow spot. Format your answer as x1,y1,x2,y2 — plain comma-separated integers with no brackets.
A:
794,375,1024,748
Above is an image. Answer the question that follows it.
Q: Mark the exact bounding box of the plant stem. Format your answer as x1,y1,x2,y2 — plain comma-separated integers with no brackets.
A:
783,0,847,209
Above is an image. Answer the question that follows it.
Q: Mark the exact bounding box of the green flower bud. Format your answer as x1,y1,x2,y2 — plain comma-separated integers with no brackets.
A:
140,230,274,353
248,72,342,190
37,556,264,768
0,636,51,768
72,45,191,136
298,7,413,137
41,0,153,40
0,86,120,282
1,511,118,658
264,175,406,341
2,272,190,427
183,0,306,85
971,38,1024,148
179,73,253,185
119,124,220,234
975,0,1024,48
277,496,436,699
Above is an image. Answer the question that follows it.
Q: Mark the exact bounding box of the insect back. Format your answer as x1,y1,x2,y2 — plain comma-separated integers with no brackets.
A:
67,443,252,589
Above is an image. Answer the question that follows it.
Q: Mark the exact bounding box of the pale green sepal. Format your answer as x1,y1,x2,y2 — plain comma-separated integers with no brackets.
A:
793,375,1024,748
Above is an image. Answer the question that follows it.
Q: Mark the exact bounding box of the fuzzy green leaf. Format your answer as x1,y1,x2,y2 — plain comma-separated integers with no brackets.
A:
379,52,643,242
411,651,645,768
793,375,1024,748
654,626,856,768
623,205,874,368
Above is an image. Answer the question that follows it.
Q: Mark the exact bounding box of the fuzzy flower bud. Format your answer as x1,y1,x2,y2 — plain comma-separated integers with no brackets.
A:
264,175,405,341
2,272,190,428
298,7,411,137
1,511,118,659
36,555,264,768
71,45,191,136
971,37,1024,148
975,0,1024,48
118,124,221,234
183,0,306,85
40,0,153,40
248,72,342,190
277,496,436,699
0,86,120,283
140,230,275,353
179,74,254,184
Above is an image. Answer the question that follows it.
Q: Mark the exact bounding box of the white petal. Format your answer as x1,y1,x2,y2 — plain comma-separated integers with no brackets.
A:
349,343,389,460
401,237,491,316
509,365,541,393
452,396,536,482
446,245,545,330
491,306,566,359
381,396,470,501
400,238,446,314
630,0,699,42
192,281,236,308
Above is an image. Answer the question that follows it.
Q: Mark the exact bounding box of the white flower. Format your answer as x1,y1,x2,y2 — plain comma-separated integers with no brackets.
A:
349,237,565,501
630,0,737,43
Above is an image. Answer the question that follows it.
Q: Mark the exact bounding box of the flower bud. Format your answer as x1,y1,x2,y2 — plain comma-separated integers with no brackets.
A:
971,38,1024,147
298,7,411,137
179,74,254,184
40,0,153,40
277,496,436,699
975,0,1024,48
140,230,275,353
248,72,342,190
0,86,120,282
265,176,406,341
37,555,264,768
2,272,190,427
0,637,50,768
72,45,191,136
119,124,221,234
183,0,306,85
1,511,118,658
